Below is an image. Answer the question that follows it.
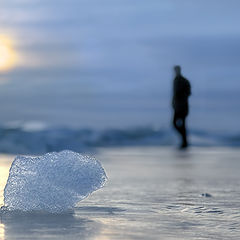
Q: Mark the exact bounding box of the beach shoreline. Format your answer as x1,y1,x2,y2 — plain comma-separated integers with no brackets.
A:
1,146,240,239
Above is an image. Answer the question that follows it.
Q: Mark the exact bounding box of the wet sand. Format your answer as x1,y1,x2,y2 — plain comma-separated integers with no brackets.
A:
1,147,240,239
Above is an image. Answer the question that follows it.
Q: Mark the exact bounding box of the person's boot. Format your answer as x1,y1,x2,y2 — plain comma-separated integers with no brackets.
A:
180,139,188,149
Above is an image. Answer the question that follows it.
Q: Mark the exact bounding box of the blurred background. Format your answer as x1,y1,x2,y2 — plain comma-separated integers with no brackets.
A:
0,0,240,153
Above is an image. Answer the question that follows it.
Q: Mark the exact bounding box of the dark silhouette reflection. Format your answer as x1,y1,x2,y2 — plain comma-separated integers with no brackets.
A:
172,66,191,149
0,210,100,240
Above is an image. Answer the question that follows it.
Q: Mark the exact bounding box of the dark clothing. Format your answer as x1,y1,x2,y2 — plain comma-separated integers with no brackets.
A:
173,112,187,148
172,75,191,148
172,75,191,116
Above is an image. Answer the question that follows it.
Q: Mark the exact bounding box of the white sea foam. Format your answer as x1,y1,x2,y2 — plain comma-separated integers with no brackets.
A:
3,150,107,213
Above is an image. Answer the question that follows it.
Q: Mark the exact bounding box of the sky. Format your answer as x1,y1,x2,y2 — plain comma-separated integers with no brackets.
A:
0,0,240,131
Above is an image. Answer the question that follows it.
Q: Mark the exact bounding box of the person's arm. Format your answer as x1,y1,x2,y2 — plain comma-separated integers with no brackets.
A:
187,80,191,96
172,79,176,108
184,79,191,97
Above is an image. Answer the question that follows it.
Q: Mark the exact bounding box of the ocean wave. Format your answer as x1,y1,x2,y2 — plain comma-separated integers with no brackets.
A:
0,126,239,154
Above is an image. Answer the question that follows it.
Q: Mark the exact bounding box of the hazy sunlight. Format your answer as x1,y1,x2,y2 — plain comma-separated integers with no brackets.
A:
0,36,17,71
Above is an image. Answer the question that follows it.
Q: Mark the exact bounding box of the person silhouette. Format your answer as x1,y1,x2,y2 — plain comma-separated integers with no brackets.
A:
172,65,191,149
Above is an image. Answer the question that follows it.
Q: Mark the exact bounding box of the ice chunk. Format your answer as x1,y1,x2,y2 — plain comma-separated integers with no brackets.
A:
3,150,107,212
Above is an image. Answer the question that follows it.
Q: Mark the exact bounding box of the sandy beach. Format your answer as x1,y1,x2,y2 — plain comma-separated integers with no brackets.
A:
1,146,240,240
1,1,240,239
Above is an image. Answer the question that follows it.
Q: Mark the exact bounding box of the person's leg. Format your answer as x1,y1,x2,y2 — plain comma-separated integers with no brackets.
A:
173,113,182,134
173,113,178,130
173,113,188,148
180,116,188,148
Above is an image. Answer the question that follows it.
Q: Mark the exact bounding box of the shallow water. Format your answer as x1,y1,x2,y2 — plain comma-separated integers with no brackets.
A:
1,147,240,239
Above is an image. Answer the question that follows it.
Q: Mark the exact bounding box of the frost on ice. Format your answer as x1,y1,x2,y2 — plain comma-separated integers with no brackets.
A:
3,150,107,212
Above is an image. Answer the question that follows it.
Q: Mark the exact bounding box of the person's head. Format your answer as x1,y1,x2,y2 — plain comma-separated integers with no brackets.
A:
174,65,181,76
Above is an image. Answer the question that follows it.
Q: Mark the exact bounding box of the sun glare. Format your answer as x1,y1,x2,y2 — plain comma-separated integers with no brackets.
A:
0,36,17,71
0,223,5,240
